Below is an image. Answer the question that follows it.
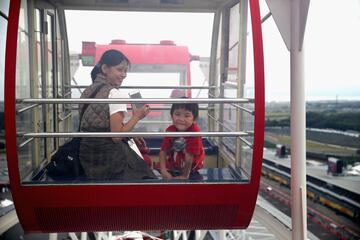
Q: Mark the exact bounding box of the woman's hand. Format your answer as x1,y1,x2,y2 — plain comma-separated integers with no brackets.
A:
133,104,151,120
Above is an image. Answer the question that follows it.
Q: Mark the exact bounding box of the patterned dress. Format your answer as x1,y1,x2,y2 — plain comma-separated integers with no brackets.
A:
79,74,156,181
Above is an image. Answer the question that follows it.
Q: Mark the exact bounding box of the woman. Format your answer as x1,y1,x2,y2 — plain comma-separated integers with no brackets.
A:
79,49,156,180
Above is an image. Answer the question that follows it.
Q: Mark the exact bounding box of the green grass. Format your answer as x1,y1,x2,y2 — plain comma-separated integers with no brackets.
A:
265,132,357,155
265,112,290,121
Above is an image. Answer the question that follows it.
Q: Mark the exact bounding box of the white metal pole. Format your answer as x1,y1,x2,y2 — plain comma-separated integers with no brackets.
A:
218,230,226,240
290,0,307,239
80,232,87,240
49,233,58,240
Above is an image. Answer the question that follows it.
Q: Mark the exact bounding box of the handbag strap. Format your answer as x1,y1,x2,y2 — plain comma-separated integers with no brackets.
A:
79,83,106,126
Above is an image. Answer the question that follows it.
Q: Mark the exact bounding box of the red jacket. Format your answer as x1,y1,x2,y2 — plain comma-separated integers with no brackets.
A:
160,123,204,172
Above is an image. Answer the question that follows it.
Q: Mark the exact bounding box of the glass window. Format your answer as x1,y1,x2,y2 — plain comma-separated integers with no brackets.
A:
16,0,33,179
222,3,242,162
18,7,258,184
242,3,255,176
0,17,6,102
45,13,56,154
0,12,8,184
124,72,182,132
34,9,46,163
0,0,10,18
211,2,255,179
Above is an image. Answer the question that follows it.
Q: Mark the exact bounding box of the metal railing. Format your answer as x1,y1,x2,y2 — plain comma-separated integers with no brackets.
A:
68,85,217,90
16,89,256,157
207,113,253,148
18,98,252,104
22,131,252,138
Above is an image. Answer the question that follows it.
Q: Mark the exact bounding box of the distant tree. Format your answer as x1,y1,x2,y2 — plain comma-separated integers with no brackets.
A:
265,118,290,127
266,111,360,132
306,112,360,132
341,155,360,167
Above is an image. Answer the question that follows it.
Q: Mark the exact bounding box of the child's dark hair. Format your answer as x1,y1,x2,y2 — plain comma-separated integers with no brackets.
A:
170,97,199,120
90,49,130,82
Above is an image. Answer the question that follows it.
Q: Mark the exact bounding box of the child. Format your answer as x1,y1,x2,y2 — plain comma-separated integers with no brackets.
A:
159,101,204,179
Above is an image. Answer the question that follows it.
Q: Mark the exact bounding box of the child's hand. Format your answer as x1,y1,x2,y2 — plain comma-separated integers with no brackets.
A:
134,137,150,154
134,137,146,148
134,137,146,147
173,175,188,180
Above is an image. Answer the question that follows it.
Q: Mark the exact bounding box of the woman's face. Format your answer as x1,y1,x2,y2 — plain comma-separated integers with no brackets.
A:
102,60,129,87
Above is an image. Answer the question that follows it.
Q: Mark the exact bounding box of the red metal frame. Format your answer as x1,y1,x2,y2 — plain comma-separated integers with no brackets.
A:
5,0,264,232
94,42,191,65
84,40,193,97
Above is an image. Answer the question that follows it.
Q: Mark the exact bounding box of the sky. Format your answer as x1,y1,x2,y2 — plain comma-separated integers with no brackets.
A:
65,11,213,57
66,11,214,98
65,0,360,102
261,0,360,101
305,0,360,101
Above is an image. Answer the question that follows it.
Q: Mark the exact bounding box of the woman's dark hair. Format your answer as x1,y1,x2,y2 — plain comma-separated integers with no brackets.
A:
170,97,199,120
90,49,130,81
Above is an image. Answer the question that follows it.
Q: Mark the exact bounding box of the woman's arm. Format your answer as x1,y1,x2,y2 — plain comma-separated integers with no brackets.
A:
110,105,150,142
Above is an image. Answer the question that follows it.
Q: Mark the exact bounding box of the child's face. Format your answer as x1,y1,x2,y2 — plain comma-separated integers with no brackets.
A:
171,108,195,131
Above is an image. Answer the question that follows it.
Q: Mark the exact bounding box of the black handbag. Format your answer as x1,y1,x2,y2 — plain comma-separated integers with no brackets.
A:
46,84,105,180
46,137,83,180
